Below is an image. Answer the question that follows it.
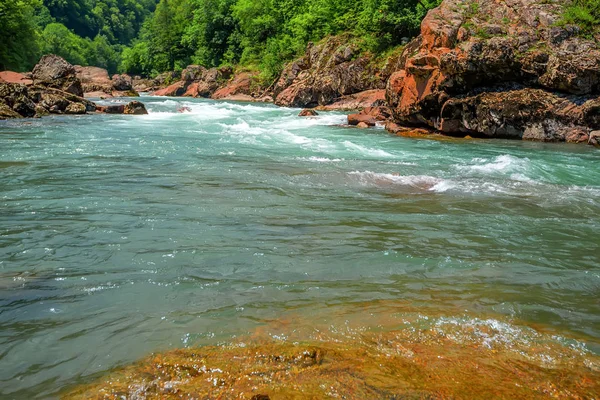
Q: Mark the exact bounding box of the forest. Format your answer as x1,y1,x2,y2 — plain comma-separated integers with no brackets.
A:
0,0,441,81
1,0,597,82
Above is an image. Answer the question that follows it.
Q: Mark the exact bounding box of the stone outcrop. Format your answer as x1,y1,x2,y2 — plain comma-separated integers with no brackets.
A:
0,81,96,119
75,66,138,97
32,55,84,97
153,66,234,98
212,72,257,100
385,0,600,143
273,36,395,107
0,55,150,120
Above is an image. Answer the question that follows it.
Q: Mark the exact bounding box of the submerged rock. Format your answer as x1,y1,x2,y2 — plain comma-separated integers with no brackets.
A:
124,100,148,115
96,101,148,115
298,108,318,117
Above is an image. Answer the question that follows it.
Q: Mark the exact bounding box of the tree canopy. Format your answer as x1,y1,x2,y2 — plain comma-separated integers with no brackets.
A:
0,0,440,78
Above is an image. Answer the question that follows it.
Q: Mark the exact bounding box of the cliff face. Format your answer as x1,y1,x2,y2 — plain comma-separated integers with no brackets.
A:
273,36,399,108
385,0,600,143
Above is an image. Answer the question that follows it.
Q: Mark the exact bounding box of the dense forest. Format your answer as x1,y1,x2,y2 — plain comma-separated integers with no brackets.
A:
0,0,439,80
1,0,597,82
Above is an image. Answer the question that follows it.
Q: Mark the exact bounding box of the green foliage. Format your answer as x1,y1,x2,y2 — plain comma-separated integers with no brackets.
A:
0,0,41,71
1,0,440,79
561,0,600,36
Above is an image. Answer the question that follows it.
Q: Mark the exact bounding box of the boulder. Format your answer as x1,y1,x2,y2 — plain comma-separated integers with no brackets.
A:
0,102,22,119
212,72,256,99
75,66,111,93
112,74,133,91
124,101,148,115
181,65,206,82
347,106,390,126
97,101,148,115
65,102,87,114
298,109,318,117
153,81,187,96
32,55,83,97
356,122,370,128
0,82,36,117
96,104,124,114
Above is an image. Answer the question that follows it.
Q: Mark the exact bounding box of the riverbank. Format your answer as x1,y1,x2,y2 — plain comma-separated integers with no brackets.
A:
64,303,600,399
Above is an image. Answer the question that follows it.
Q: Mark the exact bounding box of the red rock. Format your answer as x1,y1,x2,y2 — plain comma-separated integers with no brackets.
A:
153,81,187,96
316,90,386,111
348,106,390,126
384,0,600,142
212,72,255,100
0,71,32,85
298,109,318,117
356,122,369,128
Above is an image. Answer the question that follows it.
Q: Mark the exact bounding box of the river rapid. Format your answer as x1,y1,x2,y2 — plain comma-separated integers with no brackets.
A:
1,96,599,398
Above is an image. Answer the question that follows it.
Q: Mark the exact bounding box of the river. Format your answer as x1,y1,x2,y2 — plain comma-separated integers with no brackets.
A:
1,96,599,398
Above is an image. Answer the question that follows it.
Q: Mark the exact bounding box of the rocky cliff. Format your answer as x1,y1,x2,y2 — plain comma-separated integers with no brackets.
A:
385,0,600,144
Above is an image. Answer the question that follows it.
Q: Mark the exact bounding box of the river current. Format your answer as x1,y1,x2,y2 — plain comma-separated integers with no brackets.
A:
1,97,599,398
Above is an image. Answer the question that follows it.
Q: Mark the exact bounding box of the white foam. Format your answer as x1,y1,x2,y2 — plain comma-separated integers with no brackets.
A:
343,141,394,158
297,156,343,163
462,154,529,174
349,171,443,190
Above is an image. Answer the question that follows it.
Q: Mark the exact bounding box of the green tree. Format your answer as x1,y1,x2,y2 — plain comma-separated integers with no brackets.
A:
0,0,42,71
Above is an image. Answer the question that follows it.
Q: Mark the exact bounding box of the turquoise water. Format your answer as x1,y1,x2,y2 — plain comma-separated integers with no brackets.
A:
1,96,599,398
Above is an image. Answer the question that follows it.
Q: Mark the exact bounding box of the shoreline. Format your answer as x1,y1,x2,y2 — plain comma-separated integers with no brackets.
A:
61,303,600,399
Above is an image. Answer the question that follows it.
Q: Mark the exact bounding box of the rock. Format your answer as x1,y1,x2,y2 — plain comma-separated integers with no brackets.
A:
97,104,125,114
96,101,148,115
274,36,394,107
0,82,36,117
124,101,148,115
589,131,600,146
153,81,187,96
384,0,600,142
348,106,390,126
76,66,112,94
298,109,318,117
84,91,114,99
34,105,49,118
181,65,206,82
65,102,87,114
0,71,33,85
356,122,370,128
112,74,133,91
32,55,83,97
0,80,94,119
154,71,179,87
212,72,257,100
315,89,386,111
0,102,22,119
439,89,594,141
348,113,377,126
